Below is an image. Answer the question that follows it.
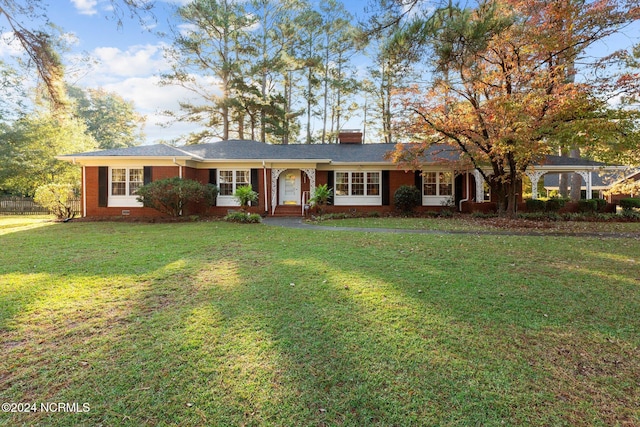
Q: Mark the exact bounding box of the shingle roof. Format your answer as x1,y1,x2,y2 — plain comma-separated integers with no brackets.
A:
538,155,607,167
182,140,461,162
62,140,461,163
65,144,196,158
60,140,620,169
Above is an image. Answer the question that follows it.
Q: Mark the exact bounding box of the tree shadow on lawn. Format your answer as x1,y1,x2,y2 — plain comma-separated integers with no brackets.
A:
1,223,639,426
72,253,528,426
320,231,640,426
0,221,240,425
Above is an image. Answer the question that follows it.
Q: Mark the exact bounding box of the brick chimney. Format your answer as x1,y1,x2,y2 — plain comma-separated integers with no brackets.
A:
338,129,363,144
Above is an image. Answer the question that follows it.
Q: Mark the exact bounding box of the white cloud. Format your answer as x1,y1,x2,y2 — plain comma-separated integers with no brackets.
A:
61,32,81,48
100,75,219,144
90,43,170,79
177,23,198,36
67,41,222,144
162,0,192,5
70,0,99,16
102,75,186,112
0,32,25,57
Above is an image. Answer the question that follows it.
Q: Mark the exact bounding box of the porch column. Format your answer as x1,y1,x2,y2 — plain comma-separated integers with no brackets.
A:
474,170,484,202
301,168,316,200
271,168,286,215
525,170,546,200
576,171,592,199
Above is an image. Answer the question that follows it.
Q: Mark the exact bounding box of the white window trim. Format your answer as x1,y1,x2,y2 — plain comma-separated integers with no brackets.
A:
422,171,454,206
217,169,250,207
108,167,144,208
334,171,382,206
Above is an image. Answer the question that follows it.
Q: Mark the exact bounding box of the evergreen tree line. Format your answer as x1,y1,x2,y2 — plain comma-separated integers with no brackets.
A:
161,0,372,145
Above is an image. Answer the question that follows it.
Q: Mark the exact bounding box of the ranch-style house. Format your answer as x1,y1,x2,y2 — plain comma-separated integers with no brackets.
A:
58,131,624,218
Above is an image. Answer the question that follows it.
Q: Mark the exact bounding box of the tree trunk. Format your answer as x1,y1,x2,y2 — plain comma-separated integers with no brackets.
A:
283,70,291,145
490,176,506,216
306,67,312,144
335,59,342,143
559,174,569,197
506,180,519,218
237,111,244,140
321,41,330,144
491,166,520,218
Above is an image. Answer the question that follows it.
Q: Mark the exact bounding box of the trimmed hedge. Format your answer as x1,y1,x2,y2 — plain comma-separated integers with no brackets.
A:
545,198,569,212
224,212,262,223
524,198,568,212
619,198,640,210
525,199,545,212
577,199,598,213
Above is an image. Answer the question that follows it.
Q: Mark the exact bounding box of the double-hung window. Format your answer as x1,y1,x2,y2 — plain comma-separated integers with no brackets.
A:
109,167,144,207
219,170,250,196
422,172,452,196
335,172,350,196
333,171,382,206
217,169,250,206
422,171,454,206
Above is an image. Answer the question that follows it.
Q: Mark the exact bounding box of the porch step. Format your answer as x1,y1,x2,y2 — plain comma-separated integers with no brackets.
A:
272,204,305,217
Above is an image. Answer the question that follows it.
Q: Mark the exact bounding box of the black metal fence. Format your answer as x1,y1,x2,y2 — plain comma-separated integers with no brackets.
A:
0,197,81,216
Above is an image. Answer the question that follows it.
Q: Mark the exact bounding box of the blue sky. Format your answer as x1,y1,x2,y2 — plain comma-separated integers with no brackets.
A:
21,0,372,144
1,1,638,145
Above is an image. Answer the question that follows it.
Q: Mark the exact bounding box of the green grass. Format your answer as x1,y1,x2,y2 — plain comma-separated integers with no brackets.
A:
0,215,55,231
1,216,639,426
316,215,640,234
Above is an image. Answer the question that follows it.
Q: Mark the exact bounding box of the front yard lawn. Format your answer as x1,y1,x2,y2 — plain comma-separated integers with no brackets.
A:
1,217,638,426
315,215,640,235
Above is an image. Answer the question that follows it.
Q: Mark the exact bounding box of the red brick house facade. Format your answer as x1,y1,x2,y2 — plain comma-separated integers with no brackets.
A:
59,138,624,218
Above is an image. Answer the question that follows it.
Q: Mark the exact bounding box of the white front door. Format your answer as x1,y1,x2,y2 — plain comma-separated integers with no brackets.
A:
279,170,301,205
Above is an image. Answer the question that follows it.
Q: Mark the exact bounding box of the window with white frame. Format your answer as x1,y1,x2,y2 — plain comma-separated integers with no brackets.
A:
335,172,350,196
111,167,143,196
423,171,453,196
334,171,381,197
219,170,250,196
367,172,380,195
352,172,365,195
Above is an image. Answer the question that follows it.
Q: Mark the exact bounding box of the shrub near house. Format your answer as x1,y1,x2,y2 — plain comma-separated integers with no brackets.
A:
136,178,217,217
33,183,78,220
309,184,333,215
620,198,640,210
394,185,422,215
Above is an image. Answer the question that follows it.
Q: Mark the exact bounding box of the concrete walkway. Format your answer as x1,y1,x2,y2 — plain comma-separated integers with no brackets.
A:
262,216,640,238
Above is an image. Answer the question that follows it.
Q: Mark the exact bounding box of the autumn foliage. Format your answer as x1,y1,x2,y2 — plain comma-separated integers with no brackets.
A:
389,0,640,216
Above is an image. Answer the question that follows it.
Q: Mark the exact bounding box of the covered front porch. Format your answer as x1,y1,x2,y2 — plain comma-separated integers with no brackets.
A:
524,163,627,201
270,167,316,216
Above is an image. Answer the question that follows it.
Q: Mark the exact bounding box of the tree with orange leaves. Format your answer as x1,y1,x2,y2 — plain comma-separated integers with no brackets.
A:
387,0,640,216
